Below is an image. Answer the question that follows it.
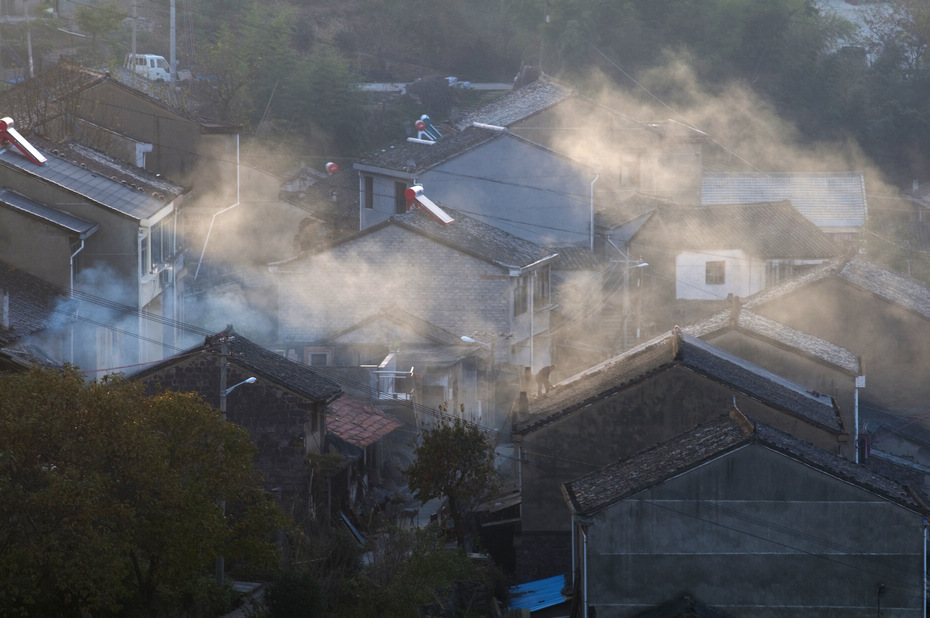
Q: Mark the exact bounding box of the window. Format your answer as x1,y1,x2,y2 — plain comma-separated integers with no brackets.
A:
394,182,408,214
139,230,149,277
534,266,550,306
364,176,373,209
514,275,529,316
706,260,726,285
309,353,328,366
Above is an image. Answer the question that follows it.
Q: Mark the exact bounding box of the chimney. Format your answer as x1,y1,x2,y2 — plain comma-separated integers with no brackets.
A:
1,288,9,329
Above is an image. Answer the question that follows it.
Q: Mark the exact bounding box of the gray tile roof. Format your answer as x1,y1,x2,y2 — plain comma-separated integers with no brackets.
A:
637,202,839,259
0,261,74,346
0,141,179,221
515,328,842,435
684,308,861,376
0,189,99,237
701,171,867,228
130,327,343,402
742,255,930,322
452,74,574,131
549,246,602,271
563,410,925,517
356,125,501,174
390,207,559,271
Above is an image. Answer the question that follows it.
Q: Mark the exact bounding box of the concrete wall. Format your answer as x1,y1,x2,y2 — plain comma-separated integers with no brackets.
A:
420,136,596,248
515,366,845,580
0,209,73,288
676,249,765,300
582,445,925,617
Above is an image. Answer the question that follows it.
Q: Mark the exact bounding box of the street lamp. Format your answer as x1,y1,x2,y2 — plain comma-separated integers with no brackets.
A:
461,335,496,427
216,373,256,585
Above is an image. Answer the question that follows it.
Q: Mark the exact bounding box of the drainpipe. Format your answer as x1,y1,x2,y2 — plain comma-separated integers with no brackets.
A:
590,172,599,253
68,239,84,365
582,523,589,618
921,516,927,618
855,369,865,464
69,239,84,298
195,134,240,279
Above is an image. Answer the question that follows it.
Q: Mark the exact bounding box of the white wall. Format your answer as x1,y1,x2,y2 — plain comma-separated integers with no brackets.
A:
675,249,764,300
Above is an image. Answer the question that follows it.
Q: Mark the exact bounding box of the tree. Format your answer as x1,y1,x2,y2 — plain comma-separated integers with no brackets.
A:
74,1,125,58
403,417,498,549
0,367,287,617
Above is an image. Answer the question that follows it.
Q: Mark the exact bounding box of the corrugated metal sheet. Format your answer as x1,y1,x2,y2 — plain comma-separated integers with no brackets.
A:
507,574,569,613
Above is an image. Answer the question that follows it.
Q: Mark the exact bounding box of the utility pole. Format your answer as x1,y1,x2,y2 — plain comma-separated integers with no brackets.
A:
215,333,228,585
169,0,177,82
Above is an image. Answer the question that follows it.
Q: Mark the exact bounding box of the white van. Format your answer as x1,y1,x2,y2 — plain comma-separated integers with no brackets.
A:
124,54,191,82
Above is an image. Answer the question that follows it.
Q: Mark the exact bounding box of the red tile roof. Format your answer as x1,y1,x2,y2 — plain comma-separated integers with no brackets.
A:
328,397,402,448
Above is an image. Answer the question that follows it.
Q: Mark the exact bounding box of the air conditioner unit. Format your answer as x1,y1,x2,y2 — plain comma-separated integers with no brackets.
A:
159,268,171,286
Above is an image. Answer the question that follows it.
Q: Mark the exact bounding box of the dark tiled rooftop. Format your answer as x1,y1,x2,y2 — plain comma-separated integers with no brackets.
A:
515,329,841,435
702,171,867,228
356,125,501,174
452,74,574,131
0,261,73,346
563,410,925,517
684,308,861,376
131,327,343,402
637,201,839,259
0,141,180,221
742,255,930,322
391,207,559,271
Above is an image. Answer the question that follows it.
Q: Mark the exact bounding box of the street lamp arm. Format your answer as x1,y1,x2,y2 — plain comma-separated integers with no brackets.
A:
225,376,256,395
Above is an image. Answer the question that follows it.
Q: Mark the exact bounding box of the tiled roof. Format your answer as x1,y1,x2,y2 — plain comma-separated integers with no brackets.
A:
0,261,73,346
742,255,930,322
328,397,402,448
515,329,841,435
0,140,181,221
356,125,501,174
327,306,467,347
701,171,867,228
452,74,574,131
637,202,839,259
390,207,559,271
550,246,602,271
0,189,99,236
684,308,861,376
563,409,925,517
131,327,343,402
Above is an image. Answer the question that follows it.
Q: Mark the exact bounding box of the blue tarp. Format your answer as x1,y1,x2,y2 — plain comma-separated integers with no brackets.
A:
507,573,569,612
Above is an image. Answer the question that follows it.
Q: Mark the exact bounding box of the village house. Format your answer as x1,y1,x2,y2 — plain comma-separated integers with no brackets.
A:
627,201,839,303
271,206,558,429
563,409,928,617
0,131,187,376
130,327,344,521
511,328,850,582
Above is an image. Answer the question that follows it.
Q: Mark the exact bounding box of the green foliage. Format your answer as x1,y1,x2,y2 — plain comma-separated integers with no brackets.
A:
333,527,477,618
74,1,124,54
404,418,498,549
263,570,326,617
0,367,286,617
